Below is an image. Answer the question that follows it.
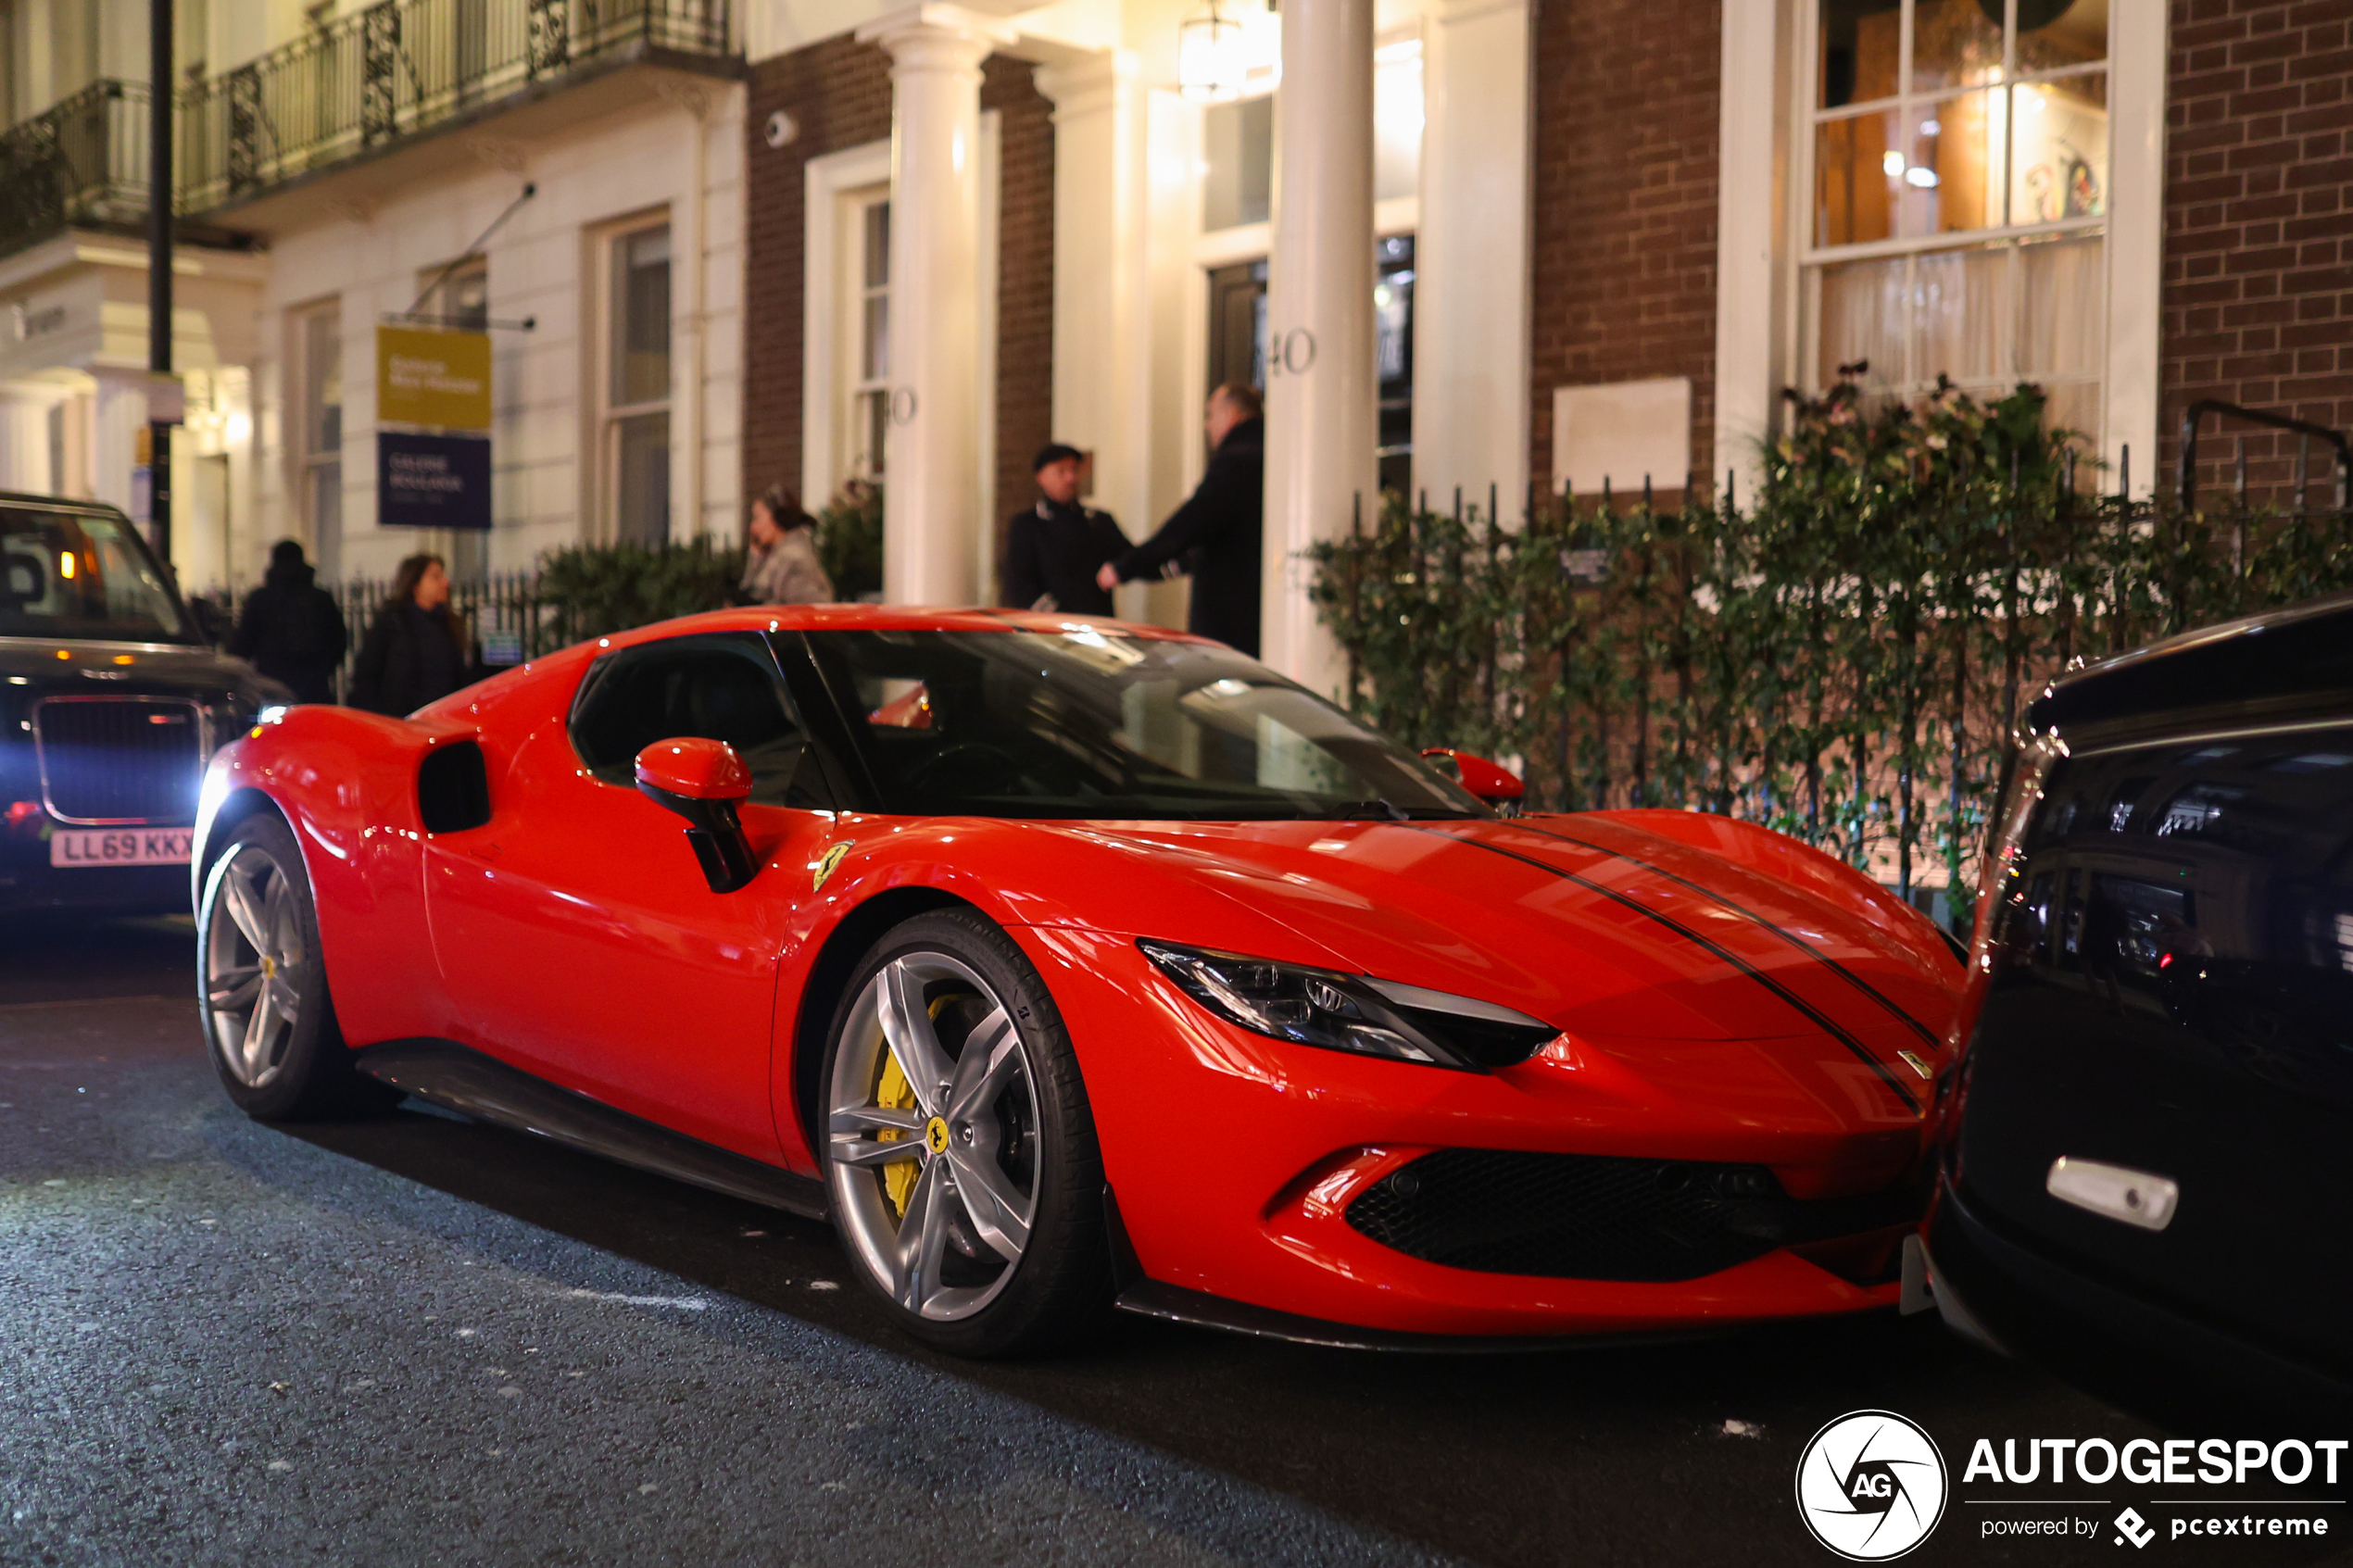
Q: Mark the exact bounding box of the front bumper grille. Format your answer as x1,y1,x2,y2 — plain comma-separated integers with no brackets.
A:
33,696,205,824
1344,1148,1920,1283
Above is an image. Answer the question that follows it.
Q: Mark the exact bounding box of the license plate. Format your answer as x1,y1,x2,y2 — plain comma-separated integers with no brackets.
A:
49,827,194,868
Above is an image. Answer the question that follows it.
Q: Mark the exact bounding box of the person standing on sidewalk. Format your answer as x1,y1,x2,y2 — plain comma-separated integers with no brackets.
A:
1096,383,1264,657
1001,444,1128,615
349,554,471,716
227,540,346,704
737,484,835,606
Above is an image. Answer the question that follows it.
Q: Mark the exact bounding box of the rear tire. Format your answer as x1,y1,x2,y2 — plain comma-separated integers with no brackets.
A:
820,908,1114,1357
197,812,393,1121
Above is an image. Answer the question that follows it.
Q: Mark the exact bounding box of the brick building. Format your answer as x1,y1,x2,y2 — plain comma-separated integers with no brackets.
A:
740,0,2347,689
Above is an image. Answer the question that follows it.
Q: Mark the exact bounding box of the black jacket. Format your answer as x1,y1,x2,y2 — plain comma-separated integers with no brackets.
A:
349,602,470,717
1000,500,1129,616
226,561,346,705
1112,418,1263,657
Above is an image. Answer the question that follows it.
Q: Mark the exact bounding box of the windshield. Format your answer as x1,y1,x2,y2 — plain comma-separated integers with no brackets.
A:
0,506,193,644
801,626,1488,821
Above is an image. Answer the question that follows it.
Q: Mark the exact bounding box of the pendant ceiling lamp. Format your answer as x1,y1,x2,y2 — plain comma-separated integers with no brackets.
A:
1178,0,1244,99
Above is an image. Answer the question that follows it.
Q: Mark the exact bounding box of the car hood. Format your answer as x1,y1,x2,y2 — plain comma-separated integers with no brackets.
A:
1019,812,1958,1123
0,636,284,704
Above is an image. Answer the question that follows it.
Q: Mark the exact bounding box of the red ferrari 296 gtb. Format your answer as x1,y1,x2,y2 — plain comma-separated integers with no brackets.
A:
192,608,1962,1355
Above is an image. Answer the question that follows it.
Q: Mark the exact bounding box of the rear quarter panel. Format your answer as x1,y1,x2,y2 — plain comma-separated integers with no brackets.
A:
198,705,473,1046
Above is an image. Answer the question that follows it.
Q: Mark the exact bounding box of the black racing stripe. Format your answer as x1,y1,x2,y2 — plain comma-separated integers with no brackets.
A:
1504,818,1944,1052
1405,824,1922,1118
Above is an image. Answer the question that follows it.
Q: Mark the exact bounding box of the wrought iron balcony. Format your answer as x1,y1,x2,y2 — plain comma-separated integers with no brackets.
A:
179,0,733,215
0,80,150,260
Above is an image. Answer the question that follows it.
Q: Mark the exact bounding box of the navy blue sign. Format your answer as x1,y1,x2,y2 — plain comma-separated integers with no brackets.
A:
378,432,491,531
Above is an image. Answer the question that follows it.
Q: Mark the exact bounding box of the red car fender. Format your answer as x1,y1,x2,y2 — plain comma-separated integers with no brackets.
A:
762,815,1361,1170
198,704,482,1045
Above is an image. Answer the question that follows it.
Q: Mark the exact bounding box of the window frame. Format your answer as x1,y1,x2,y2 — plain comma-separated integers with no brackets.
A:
840,185,891,485
1793,0,2112,431
592,213,674,546
292,298,343,570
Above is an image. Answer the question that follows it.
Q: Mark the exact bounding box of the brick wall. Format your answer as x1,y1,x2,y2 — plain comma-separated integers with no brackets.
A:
983,57,1055,571
742,37,893,511
740,42,1055,567
2162,0,2353,506
1527,0,1723,499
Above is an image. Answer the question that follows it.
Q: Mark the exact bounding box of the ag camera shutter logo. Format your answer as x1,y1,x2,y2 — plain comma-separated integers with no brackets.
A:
1796,1410,1949,1561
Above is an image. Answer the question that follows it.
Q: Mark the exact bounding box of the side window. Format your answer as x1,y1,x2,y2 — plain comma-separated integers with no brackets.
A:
570,635,831,809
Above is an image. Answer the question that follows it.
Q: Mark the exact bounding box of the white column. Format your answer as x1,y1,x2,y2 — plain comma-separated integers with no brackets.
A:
0,389,52,493
1712,0,1792,503
2105,6,2167,498
1413,0,1532,519
91,368,149,519
1035,50,1151,579
1263,0,1376,694
859,4,1013,606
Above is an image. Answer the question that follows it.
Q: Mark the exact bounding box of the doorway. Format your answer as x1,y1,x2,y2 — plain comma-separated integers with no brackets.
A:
1203,235,1417,495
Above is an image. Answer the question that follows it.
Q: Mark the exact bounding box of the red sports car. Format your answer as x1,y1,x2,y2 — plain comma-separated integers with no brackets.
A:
192,608,1962,1355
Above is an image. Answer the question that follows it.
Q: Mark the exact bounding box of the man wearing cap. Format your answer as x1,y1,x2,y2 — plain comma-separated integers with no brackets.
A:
1000,443,1130,616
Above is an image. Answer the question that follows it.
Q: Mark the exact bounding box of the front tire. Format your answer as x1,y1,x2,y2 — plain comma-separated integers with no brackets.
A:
821,909,1113,1356
197,812,390,1121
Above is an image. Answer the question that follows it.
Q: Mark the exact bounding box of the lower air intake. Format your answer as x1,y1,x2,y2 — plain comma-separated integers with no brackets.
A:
1343,1147,1918,1283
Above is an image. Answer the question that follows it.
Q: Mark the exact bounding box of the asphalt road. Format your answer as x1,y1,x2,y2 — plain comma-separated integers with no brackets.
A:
3,915,2344,1568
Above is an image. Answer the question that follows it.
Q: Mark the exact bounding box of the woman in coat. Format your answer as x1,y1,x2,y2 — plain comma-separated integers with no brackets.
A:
736,484,835,606
348,554,472,715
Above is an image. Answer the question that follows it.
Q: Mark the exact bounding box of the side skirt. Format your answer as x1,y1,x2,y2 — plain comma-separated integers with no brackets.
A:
351,1038,829,1222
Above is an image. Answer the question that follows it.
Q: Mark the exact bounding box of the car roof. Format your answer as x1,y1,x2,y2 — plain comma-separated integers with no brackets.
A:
598,605,1218,646
0,490,135,522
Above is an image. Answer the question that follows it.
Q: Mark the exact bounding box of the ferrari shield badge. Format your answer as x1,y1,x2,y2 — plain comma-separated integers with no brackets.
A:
812,841,853,891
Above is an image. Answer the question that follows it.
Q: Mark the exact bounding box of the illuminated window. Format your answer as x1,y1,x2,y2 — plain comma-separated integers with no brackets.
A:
1804,0,2110,441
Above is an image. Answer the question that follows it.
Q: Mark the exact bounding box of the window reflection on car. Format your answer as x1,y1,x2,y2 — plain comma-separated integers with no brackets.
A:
802,628,1486,822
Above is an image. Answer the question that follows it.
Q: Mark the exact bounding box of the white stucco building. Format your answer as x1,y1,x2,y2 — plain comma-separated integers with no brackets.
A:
0,0,747,586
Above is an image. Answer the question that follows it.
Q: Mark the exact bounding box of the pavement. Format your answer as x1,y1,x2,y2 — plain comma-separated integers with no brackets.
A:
1,914,2343,1567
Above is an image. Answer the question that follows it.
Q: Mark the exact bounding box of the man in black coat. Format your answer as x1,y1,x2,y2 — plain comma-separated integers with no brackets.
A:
1000,443,1129,615
227,540,346,704
1097,383,1263,657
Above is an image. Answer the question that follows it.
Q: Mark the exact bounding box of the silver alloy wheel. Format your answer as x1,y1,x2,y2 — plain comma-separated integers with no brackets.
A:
203,844,306,1089
827,951,1041,1321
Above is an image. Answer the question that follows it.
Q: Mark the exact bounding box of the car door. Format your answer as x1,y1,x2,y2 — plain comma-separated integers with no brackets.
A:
424,632,839,1161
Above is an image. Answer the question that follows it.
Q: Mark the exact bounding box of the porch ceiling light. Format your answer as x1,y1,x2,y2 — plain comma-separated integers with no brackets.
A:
1179,0,1244,100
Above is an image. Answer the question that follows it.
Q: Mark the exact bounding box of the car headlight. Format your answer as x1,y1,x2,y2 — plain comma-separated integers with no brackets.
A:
1137,939,1559,1071
1969,729,2068,974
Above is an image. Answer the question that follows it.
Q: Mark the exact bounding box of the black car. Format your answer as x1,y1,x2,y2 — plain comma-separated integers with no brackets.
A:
0,491,288,916
1915,593,2353,1426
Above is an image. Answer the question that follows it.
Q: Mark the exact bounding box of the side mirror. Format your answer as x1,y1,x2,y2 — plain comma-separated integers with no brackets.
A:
1422,747,1526,811
635,737,759,893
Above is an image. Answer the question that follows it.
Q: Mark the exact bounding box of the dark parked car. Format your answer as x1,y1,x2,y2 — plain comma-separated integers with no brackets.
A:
1916,593,2353,1426
0,492,288,916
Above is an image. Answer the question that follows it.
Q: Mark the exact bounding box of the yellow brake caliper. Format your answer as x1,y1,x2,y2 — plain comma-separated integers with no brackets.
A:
875,995,956,1219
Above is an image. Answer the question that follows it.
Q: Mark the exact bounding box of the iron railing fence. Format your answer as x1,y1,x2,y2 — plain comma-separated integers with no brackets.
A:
1314,478,2353,931
326,571,588,696
0,80,149,258
179,0,732,213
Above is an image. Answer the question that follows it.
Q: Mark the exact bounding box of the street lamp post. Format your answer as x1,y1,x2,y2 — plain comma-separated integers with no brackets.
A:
148,0,173,565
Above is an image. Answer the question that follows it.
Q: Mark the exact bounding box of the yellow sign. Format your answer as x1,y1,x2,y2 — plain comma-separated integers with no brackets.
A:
376,324,491,430
812,841,853,891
